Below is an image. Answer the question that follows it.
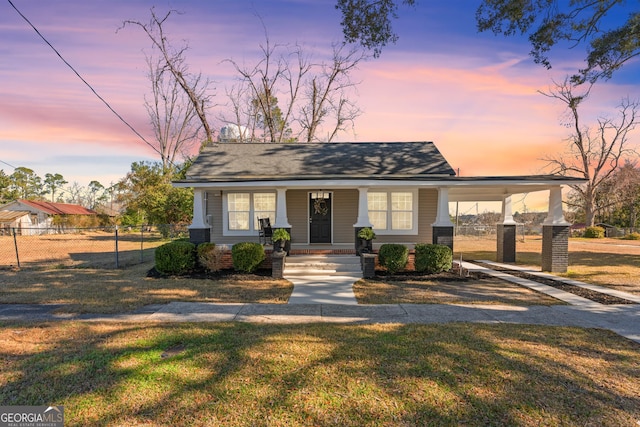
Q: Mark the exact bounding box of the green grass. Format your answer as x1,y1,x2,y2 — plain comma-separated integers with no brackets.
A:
1,322,638,426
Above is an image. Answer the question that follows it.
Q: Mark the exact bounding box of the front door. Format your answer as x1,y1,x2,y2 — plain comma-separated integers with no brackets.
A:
309,192,332,243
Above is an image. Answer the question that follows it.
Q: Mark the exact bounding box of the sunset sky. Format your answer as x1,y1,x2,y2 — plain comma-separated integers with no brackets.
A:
1,0,639,213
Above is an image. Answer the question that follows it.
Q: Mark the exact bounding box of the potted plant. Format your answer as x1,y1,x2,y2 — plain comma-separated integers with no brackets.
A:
357,227,376,255
272,228,291,253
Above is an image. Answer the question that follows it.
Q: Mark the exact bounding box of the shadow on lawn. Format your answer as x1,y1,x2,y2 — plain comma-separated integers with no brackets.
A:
0,322,638,426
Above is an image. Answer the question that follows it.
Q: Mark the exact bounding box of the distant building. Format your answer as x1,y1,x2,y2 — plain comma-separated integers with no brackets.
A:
0,199,97,234
218,124,249,142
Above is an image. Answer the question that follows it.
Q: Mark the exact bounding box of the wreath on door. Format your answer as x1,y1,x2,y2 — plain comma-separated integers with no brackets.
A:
313,198,328,216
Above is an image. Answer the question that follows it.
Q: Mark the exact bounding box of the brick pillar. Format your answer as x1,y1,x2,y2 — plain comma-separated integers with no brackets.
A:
497,224,516,263
271,250,286,279
189,228,210,245
362,254,376,278
542,225,569,272
432,226,454,251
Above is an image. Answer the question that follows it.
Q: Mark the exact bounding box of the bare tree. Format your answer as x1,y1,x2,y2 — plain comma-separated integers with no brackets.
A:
120,8,214,146
541,79,639,226
223,23,365,142
298,43,364,142
225,29,308,142
145,55,203,169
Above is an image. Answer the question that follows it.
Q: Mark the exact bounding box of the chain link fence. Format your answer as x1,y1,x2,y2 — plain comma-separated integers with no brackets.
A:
0,225,188,269
455,224,542,241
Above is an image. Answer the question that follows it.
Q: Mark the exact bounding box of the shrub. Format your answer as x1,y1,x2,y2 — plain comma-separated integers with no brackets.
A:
155,240,196,275
622,232,640,240
414,243,453,274
272,228,291,242
357,227,376,240
583,226,605,238
232,242,265,273
377,244,409,274
197,242,223,272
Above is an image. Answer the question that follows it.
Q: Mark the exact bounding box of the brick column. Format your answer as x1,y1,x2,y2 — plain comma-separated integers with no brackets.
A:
432,226,454,251
189,228,210,245
497,224,516,263
542,225,569,272
271,250,286,279
432,187,454,251
541,187,570,272
188,189,210,244
362,253,376,278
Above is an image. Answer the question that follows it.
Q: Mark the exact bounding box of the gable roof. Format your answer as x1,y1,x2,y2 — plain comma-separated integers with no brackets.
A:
181,142,456,182
16,200,96,215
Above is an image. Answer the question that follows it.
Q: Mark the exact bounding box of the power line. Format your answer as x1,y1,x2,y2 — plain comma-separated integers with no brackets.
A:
7,0,164,160
0,159,18,170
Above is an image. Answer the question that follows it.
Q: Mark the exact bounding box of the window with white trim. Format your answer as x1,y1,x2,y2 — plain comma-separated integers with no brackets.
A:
225,192,275,234
368,190,417,234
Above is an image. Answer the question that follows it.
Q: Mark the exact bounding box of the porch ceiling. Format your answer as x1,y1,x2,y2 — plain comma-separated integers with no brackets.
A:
447,176,585,202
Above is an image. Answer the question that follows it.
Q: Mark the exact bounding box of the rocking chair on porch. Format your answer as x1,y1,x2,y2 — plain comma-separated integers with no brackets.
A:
258,218,273,245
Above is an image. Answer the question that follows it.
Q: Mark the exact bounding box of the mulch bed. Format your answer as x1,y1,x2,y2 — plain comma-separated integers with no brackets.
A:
146,267,274,281
474,262,635,305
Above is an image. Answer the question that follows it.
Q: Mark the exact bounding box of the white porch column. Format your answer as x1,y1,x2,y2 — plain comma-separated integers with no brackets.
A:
500,195,516,225
273,187,291,228
544,187,569,225
432,187,454,227
497,194,516,263
189,189,207,229
354,187,373,227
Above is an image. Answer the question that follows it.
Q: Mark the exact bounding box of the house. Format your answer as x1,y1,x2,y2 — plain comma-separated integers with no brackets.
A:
0,210,32,235
0,199,97,234
173,141,585,272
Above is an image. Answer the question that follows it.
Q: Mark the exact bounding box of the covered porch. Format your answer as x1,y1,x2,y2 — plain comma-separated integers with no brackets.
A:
184,176,583,273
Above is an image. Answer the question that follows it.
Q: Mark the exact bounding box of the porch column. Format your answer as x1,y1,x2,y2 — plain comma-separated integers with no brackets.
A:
432,187,454,250
189,189,210,244
497,195,517,263
273,187,291,228
542,186,570,272
354,187,373,253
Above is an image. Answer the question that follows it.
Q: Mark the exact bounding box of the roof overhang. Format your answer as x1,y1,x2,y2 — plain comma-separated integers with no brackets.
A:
174,175,586,202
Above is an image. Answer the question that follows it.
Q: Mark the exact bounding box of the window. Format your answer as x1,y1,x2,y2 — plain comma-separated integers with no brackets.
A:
225,192,275,234
228,193,250,230
253,193,276,226
368,190,417,234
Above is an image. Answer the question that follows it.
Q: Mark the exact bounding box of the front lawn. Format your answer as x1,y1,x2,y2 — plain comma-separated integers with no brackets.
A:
1,322,638,426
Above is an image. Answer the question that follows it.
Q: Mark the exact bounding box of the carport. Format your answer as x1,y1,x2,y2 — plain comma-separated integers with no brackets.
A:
444,175,587,272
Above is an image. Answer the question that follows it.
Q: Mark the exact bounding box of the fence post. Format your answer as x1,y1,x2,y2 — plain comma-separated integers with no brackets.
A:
115,225,119,268
12,227,20,268
140,227,144,263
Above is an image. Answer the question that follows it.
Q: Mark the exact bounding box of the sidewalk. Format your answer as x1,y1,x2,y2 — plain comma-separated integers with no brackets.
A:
1,261,639,345
1,302,639,344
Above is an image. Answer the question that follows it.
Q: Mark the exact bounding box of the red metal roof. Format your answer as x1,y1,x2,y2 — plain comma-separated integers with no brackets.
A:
18,200,97,215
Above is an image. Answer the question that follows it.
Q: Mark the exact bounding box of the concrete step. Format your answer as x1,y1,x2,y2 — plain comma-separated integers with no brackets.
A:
284,255,362,276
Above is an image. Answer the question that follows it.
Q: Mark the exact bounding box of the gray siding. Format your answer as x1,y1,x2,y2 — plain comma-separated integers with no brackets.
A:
373,188,437,246
286,190,308,243
333,189,358,243
418,188,437,243
204,187,438,246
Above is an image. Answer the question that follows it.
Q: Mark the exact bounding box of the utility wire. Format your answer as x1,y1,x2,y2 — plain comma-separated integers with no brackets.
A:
0,159,18,170
7,0,164,159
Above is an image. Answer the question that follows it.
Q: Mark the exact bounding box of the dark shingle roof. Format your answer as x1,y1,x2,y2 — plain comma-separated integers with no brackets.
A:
183,142,456,182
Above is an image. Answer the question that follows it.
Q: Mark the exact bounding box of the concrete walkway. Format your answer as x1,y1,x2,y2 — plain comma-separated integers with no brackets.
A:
1,302,638,344
0,260,639,344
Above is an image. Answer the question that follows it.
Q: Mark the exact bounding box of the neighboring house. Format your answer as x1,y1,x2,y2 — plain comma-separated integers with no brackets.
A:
174,141,585,272
0,210,32,235
0,199,97,234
